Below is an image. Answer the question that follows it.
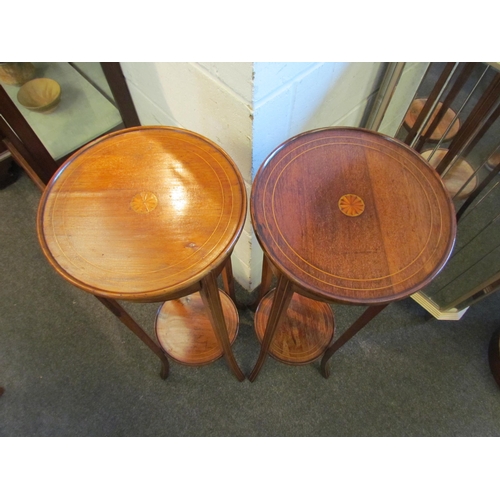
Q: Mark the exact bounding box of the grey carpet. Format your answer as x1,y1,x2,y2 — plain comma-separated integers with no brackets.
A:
1,172,500,436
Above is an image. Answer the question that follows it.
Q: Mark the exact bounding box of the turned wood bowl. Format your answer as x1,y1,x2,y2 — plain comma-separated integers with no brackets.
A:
17,78,61,113
0,62,36,86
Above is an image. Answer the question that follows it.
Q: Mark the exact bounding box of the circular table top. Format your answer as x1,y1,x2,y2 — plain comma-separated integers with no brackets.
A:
37,126,246,301
251,127,457,305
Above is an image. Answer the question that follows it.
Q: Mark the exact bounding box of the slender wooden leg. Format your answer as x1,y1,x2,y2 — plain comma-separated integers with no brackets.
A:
221,257,236,302
248,274,294,382
249,254,274,312
199,271,245,381
221,256,245,310
320,304,388,379
95,296,170,379
489,327,500,389
0,387,4,397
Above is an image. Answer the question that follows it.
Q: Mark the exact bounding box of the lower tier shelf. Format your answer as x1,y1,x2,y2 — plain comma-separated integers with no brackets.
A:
255,289,335,365
155,290,238,366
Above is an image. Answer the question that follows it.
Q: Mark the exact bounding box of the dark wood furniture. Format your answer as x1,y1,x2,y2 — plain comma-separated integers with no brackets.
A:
395,64,500,314
0,62,139,190
0,140,19,189
37,126,246,381
489,327,500,389
249,127,457,381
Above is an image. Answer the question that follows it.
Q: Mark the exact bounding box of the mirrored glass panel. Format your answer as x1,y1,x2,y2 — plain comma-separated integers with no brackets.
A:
0,62,123,161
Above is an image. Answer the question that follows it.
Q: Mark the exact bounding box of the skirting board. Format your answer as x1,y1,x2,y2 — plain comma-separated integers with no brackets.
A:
411,291,469,320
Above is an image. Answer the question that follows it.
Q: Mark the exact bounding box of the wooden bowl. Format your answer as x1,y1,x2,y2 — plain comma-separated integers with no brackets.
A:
0,62,36,86
17,78,61,113
421,148,477,199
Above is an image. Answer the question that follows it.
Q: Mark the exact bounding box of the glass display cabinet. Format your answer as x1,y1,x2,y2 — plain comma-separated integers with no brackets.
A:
369,62,500,319
0,62,139,189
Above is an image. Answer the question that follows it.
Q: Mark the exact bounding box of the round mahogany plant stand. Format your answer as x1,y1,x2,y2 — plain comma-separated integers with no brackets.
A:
37,126,246,381
249,127,457,381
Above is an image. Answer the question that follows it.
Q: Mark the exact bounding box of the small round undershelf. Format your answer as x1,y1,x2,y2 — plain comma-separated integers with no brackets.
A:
421,149,477,199
404,99,460,142
255,290,334,365
155,290,238,366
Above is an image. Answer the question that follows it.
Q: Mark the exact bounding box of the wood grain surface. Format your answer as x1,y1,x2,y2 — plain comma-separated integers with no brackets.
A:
251,127,456,305
255,289,334,365
155,290,238,366
37,126,246,301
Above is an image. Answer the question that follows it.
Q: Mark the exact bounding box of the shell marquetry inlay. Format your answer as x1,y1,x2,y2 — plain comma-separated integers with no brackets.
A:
338,194,365,217
131,192,158,213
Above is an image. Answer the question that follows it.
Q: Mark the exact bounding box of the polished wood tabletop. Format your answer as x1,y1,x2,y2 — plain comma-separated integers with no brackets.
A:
252,127,456,305
250,127,457,380
37,126,247,381
37,126,246,302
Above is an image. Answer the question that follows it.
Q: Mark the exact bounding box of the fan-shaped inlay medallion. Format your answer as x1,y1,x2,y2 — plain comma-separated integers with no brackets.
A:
131,192,158,213
338,194,365,217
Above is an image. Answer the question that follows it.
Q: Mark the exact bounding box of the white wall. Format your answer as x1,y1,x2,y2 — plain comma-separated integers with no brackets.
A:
378,62,430,137
120,62,389,290
120,62,254,287
250,62,387,288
